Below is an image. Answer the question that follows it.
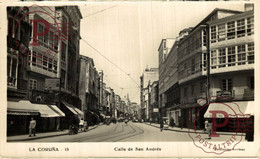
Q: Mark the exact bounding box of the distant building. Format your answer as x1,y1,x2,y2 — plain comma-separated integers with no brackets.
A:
140,68,158,121
149,81,159,123
158,38,178,119
79,55,100,120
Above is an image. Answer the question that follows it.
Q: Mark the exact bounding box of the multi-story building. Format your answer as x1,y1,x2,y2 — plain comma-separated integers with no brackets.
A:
157,29,192,127
106,87,115,117
177,8,244,129
98,70,104,111
103,86,110,115
149,81,159,123
115,94,121,119
79,55,100,121
7,6,83,135
120,100,126,116
140,68,158,121
204,8,254,131
7,7,33,135
158,39,175,117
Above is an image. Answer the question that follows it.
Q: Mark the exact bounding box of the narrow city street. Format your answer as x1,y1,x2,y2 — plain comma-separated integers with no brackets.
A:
17,122,244,142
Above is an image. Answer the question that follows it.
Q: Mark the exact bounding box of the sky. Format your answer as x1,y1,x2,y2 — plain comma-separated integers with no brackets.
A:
79,2,245,104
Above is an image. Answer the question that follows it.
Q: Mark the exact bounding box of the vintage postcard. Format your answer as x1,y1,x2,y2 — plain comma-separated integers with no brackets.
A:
0,0,259,158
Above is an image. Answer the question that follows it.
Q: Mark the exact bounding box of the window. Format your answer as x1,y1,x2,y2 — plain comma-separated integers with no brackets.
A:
43,29,49,45
62,16,67,36
43,56,48,70
29,79,37,90
247,43,254,64
49,31,54,50
32,51,37,66
203,53,207,71
247,17,254,36
227,21,235,39
222,79,232,91
237,19,245,38
210,26,216,43
48,58,53,70
218,24,226,41
53,60,57,72
53,34,58,51
202,30,207,46
28,51,32,64
37,24,44,43
37,53,43,66
218,48,226,68
191,58,195,73
211,50,217,69
227,47,235,66
61,42,66,61
237,45,246,65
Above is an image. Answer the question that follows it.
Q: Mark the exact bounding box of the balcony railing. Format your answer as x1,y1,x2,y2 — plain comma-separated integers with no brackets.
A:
216,89,254,101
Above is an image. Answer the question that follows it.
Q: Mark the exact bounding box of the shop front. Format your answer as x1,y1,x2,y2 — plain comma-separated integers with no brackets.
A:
61,101,84,129
167,108,181,127
7,99,65,135
204,101,254,132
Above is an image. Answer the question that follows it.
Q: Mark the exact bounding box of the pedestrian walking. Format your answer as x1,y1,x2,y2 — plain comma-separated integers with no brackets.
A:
28,117,36,137
206,119,212,139
204,119,208,133
170,117,175,128
160,119,164,132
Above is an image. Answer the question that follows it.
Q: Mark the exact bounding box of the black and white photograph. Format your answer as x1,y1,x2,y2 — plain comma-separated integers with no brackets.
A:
1,0,259,158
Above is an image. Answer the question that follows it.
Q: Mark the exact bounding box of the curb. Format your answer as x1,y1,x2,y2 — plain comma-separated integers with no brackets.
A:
7,125,100,142
145,123,245,136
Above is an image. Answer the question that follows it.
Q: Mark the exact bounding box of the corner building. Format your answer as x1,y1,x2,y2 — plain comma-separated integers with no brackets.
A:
204,9,254,132
177,8,244,129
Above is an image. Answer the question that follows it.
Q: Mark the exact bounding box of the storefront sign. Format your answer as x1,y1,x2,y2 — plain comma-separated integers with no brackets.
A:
153,108,159,112
45,78,60,91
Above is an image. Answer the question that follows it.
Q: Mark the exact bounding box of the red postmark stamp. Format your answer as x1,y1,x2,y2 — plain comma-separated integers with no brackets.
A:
187,96,253,155
8,5,73,64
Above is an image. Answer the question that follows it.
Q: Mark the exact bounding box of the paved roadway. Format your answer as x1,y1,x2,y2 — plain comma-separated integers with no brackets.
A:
28,122,245,142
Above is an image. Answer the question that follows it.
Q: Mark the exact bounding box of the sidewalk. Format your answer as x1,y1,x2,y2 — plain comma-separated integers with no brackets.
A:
145,123,245,136
7,124,100,142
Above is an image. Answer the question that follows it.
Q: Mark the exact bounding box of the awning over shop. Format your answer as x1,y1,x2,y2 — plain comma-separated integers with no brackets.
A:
74,107,84,116
62,101,82,115
8,100,39,116
34,103,65,117
86,110,94,114
7,100,65,117
204,101,254,118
